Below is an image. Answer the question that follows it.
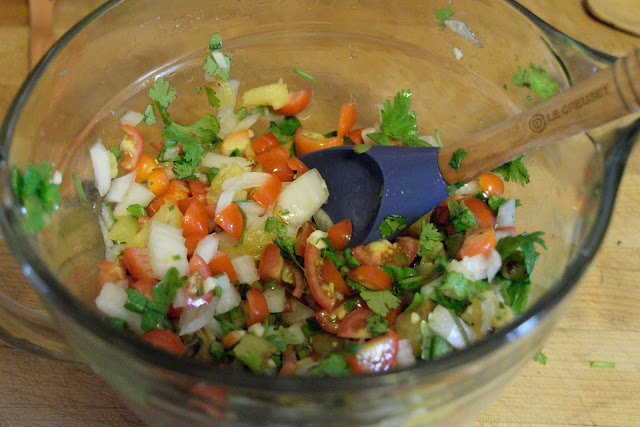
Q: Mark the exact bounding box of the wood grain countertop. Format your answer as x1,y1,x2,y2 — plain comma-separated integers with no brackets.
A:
0,1,638,425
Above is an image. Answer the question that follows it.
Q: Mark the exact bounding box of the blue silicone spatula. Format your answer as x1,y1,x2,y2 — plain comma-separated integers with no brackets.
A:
299,48,640,246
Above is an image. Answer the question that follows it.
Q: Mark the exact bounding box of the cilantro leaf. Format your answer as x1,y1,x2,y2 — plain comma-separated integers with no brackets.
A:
204,86,220,108
496,231,546,274
142,104,156,126
359,289,400,317
533,349,547,365
265,117,302,144
430,335,454,358
208,32,223,50
264,216,287,237
418,221,443,258
13,162,61,233
492,156,530,186
353,144,372,154
435,6,455,27
487,195,522,213
263,325,305,351
438,271,488,300
274,236,304,270
448,148,467,170
126,204,146,219
511,63,559,100
379,264,424,291
162,114,220,149
149,78,177,124
309,353,350,376
429,288,470,316
447,200,478,233
404,292,424,313
376,89,420,146
499,277,530,315
366,314,389,337
204,52,232,81
379,214,408,239
151,267,187,315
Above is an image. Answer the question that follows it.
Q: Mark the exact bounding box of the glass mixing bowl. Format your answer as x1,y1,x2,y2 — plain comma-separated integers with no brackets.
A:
0,0,638,425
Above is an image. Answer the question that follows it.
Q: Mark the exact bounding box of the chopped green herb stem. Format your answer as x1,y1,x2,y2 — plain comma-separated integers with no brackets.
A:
292,68,316,82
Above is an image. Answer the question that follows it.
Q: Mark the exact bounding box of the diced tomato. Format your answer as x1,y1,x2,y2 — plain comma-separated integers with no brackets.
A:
286,156,309,179
250,132,280,154
119,124,145,172
97,260,126,288
396,236,419,266
294,127,344,156
208,251,237,282
337,308,374,339
315,300,366,335
327,219,352,250
183,202,209,236
146,197,167,216
257,243,284,283
385,307,399,328
214,203,244,240
347,128,364,145
222,330,245,349
123,247,155,281
167,179,190,196
279,359,298,376
346,330,399,374
274,89,312,116
288,261,306,299
184,231,207,256
347,265,392,290
463,197,496,229
304,244,338,310
177,197,198,215
130,278,159,299
189,253,213,279
351,238,417,267
135,154,157,182
458,226,496,259
337,103,357,138
188,179,209,204
185,271,214,308
139,329,186,356
164,187,190,207
244,288,270,326
478,172,505,197
167,304,183,319
138,215,150,225
294,222,315,257
256,146,294,182
320,257,352,297
251,174,282,210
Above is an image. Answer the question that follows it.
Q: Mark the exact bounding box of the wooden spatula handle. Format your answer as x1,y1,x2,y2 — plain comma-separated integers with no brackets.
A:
438,48,640,184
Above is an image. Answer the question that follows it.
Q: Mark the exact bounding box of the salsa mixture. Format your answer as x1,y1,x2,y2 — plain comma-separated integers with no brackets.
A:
76,33,549,376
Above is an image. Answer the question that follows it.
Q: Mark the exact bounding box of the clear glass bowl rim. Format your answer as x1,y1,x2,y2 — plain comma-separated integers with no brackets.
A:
0,0,637,392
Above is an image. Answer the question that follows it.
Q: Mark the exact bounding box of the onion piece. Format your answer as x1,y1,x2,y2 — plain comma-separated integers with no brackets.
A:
312,208,334,232
428,304,476,350
194,233,219,264
232,113,261,134
212,51,229,69
216,189,235,215
486,249,503,282
105,171,136,203
496,197,516,228
204,317,225,340
444,19,484,47
454,180,481,196
178,298,219,336
280,298,314,325
495,228,516,242
202,152,253,170
263,286,286,313
119,110,144,127
209,273,241,315
95,282,143,334
231,255,259,284
90,139,112,196
396,339,416,368
360,126,379,145
276,168,329,228
222,172,270,193
449,254,488,281
148,221,189,280
113,182,156,217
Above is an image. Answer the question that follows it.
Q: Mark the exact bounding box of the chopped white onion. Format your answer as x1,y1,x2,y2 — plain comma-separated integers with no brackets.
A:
105,171,136,203
51,170,62,184
95,282,143,334
454,180,481,196
445,19,484,47
119,110,144,127
428,304,476,350
222,172,270,192
210,273,241,315
232,113,261,134
148,221,189,280
179,298,219,336
231,255,259,284
248,322,265,337
204,317,225,340
215,190,235,215
418,135,438,147
452,46,464,60
486,249,503,283
202,152,253,170
212,51,229,69
100,202,115,230
307,230,329,250
360,126,379,145
280,298,314,325
172,288,188,309
89,139,112,196
449,254,488,281
496,197,516,228
217,106,238,139
396,339,417,368
194,233,219,264
495,229,516,241
420,277,443,300
312,208,334,232
263,286,286,313
230,78,240,97
112,182,155,217
276,168,329,228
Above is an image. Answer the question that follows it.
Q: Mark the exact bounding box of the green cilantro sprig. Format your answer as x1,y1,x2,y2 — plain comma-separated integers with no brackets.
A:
12,162,61,233
447,200,477,233
496,231,546,274
367,90,428,146
435,7,455,27
448,148,467,170
511,63,560,100
492,156,530,186
379,214,408,239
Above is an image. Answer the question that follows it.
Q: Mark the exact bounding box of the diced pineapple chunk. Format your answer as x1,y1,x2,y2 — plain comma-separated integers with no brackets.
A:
220,129,255,157
242,83,289,109
108,215,140,244
126,203,183,248
214,80,236,109
207,163,247,205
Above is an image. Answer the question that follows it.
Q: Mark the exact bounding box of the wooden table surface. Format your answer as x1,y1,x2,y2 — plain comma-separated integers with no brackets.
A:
0,1,638,425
